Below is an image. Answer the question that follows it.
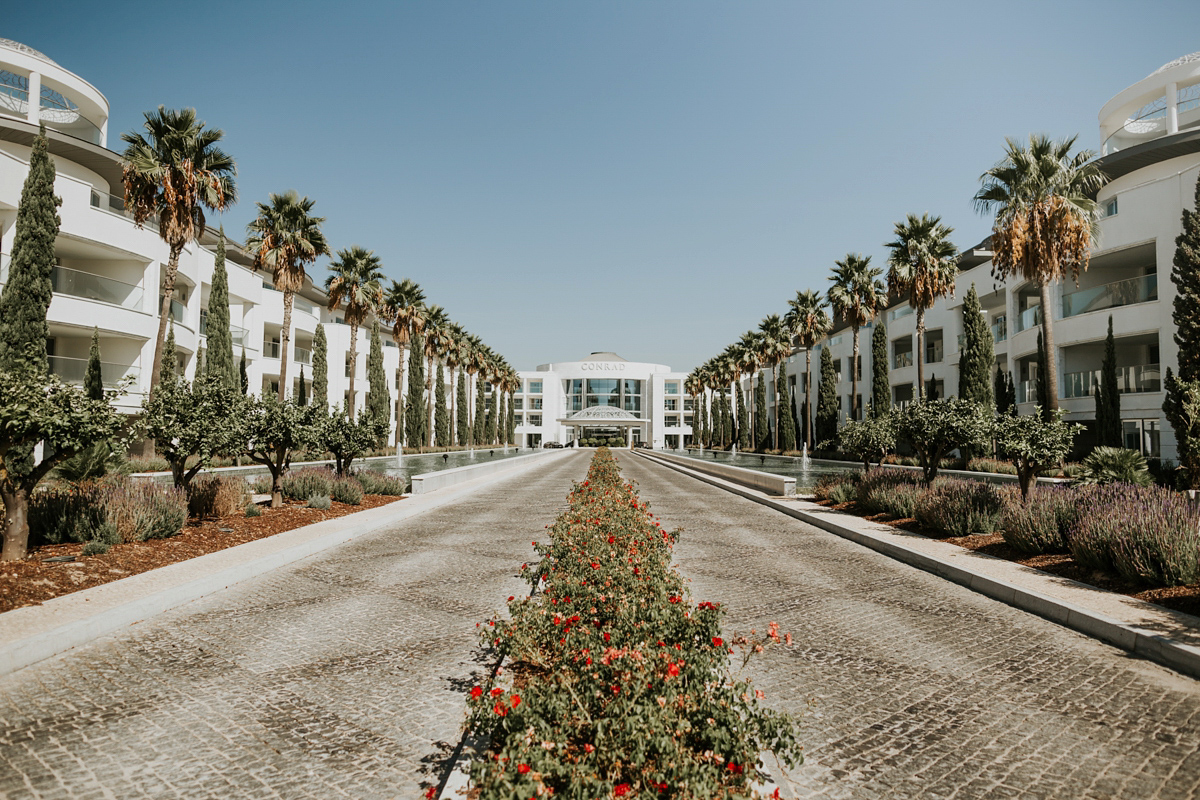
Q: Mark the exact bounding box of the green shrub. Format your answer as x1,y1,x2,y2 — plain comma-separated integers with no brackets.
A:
999,486,1080,555
307,494,332,510
915,479,1004,537
856,469,926,517
331,477,364,505
188,475,249,518
354,469,407,495
813,472,858,503
81,540,110,556
125,455,171,473
245,503,263,518
54,442,128,484
249,474,273,494
98,479,187,541
29,484,107,545
966,457,1017,475
282,468,335,501
1070,483,1200,585
1074,447,1153,487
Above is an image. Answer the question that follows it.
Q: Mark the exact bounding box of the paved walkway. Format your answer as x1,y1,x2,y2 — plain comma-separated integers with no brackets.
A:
0,451,589,800
616,453,1200,800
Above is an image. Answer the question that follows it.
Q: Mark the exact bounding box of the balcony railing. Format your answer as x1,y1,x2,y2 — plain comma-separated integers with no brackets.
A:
163,296,187,325
992,316,1007,342
1014,305,1042,333
294,347,311,365
264,341,281,359
893,352,913,369
198,311,249,346
925,344,944,364
1061,273,1157,318
52,265,143,310
1062,364,1162,399
49,355,139,389
1017,378,1037,404
888,306,914,323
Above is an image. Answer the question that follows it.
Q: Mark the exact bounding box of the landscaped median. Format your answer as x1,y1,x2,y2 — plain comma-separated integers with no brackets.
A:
460,447,800,799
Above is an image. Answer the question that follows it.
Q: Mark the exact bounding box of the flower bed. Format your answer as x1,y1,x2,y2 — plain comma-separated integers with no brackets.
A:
463,447,800,798
813,470,1200,615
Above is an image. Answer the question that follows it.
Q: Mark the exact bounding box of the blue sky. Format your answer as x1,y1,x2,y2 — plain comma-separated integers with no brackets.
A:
8,1,1199,371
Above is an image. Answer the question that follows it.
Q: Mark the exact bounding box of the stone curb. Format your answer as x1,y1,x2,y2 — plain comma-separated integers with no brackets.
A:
0,449,573,679
634,451,1200,681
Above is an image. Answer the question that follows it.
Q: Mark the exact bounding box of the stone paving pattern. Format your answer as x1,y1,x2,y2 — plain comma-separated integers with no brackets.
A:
0,452,589,800
616,453,1200,800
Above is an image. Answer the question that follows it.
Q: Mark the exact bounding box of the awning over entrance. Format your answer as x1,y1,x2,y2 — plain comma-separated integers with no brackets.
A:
558,405,648,444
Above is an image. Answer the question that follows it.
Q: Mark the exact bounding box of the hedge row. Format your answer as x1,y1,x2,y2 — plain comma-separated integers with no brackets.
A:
465,447,800,798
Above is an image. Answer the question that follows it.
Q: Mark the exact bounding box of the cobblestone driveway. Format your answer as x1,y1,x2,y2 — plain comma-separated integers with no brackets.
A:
617,454,1200,800
0,452,588,800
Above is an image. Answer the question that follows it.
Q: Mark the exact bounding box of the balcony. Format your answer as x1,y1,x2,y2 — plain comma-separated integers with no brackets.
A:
1014,305,1042,333
264,341,281,359
887,306,914,323
163,296,187,325
1017,378,1037,404
294,347,311,365
198,310,249,346
1061,274,1157,318
49,355,139,389
1062,364,1162,399
52,265,142,310
0,73,104,145
893,352,913,369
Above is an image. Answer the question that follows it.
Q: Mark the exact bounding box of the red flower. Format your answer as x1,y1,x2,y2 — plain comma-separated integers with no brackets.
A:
507,596,515,602
493,702,508,716
726,762,744,774
584,743,595,753
425,787,437,799
518,763,531,774
614,784,631,796
511,694,521,708
470,686,483,699
603,632,611,642
491,687,505,697
712,637,723,647
666,662,680,677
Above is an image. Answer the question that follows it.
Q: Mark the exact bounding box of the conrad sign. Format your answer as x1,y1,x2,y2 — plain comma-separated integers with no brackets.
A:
580,361,626,371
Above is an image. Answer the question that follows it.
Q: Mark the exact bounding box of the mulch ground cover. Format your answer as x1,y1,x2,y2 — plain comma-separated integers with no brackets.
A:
819,499,1200,619
0,495,402,614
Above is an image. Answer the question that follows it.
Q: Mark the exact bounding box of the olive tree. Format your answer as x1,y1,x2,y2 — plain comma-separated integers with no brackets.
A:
141,373,244,490
322,405,388,477
242,395,322,507
894,398,991,484
994,410,1081,499
837,414,895,472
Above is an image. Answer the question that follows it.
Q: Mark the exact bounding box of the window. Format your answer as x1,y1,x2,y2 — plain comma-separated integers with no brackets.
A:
265,337,281,359
665,398,678,411
665,415,680,427
664,381,680,395
513,397,524,410
893,336,913,369
513,413,523,426
527,380,543,394
529,414,542,426
587,378,621,407
683,398,694,411
832,359,843,383
1123,419,1160,458
1105,197,1119,217
925,330,944,364
530,397,543,410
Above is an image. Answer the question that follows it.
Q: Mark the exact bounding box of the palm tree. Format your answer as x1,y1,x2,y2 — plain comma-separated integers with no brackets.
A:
715,350,739,449
421,305,450,446
465,335,488,445
784,289,832,451
885,213,958,400
974,134,1107,411
684,372,700,447
384,278,426,445
828,254,888,422
757,315,792,450
121,106,237,395
735,331,761,449
325,246,384,419
442,323,466,446
244,191,329,400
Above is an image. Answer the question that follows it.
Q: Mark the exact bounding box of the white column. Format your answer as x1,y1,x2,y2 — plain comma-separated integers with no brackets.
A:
26,72,40,125
1167,83,1179,135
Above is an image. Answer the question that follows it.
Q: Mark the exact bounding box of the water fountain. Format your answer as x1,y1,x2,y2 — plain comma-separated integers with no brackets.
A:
801,443,811,469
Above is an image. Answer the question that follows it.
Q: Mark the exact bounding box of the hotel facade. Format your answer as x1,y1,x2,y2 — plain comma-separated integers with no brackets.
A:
762,52,1200,463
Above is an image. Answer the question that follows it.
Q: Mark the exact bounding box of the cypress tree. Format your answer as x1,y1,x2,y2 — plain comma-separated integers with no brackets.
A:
0,127,58,373
366,320,389,424
696,393,706,447
737,386,750,450
473,375,485,445
958,284,995,408
311,324,327,410
297,365,307,406
406,332,427,447
205,229,236,390
457,371,469,445
779,361,797,452
754,373,768,450
161,323,177,384
1036,332,1050,420
497,390,507,445
485,386,498,444
1172,172,1200,382
995,368,1016,416
1005,372,1017,413
871,322,889,416
927,374,939,400
509,391,517,445
1096,315,1122,447
84,328,103,401
721,392,732,447
239,347,248,395
435,364,449,446
816,346,839,447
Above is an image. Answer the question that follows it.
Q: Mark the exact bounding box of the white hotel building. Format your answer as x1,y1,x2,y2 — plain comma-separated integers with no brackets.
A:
771,52,1200,462
0,38,416,438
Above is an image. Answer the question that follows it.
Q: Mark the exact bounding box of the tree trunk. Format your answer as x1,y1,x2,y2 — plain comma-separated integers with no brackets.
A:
773,366,780,451
0,483,29,562
427,355,435,448
467,371,475,445
916,307,926,400
149,242,185,396
449,365,456,447
279,290,293,401
805,351,813,451
270,448,284,508
396,345,408,447
745,373,753,451
1039,281,1059,412
347,322,358,420
851,327,861,421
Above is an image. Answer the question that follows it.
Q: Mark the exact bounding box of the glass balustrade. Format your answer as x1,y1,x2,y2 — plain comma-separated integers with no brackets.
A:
1017,379,1037,404
294,347,312,365
1014,305,1042,333
264,341,281,359
1061,274,1157,318
892,352,913,369
163,296,187,325
992,316,1007,342
52,265,143,309
888,306,914,322
49,356,139,388
1062,364,1162,399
